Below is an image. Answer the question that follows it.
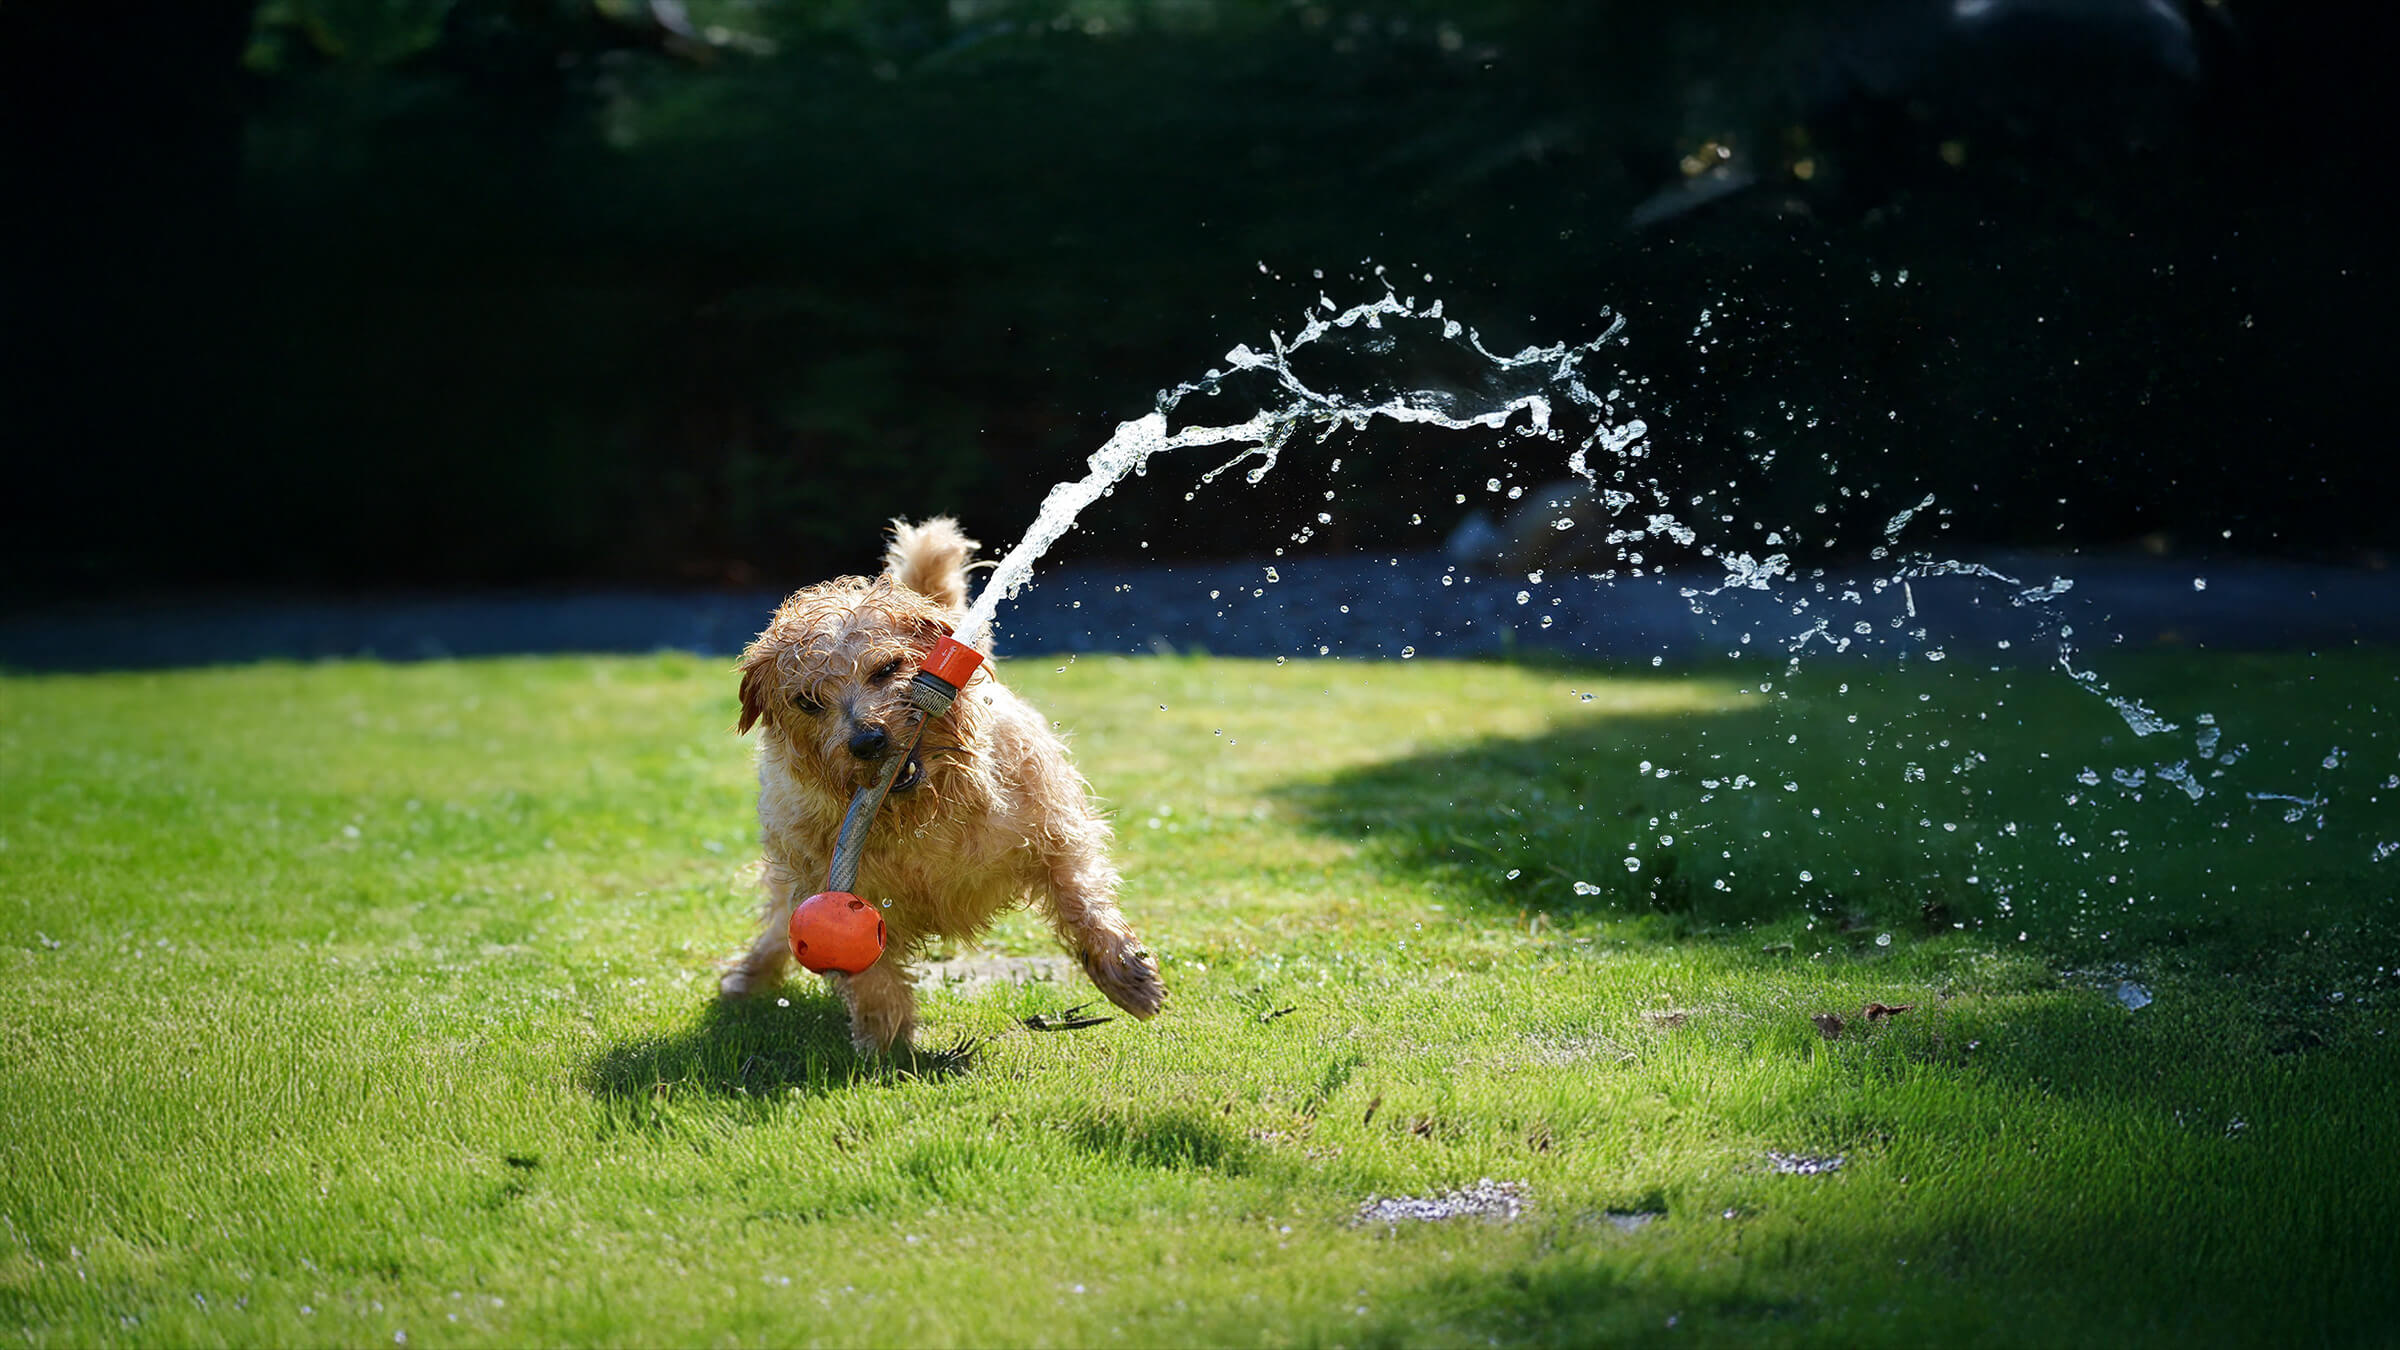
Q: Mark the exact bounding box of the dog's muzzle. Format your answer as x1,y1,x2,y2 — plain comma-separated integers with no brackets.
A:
846,725,890,761
817,637,986,899
846,724,924,792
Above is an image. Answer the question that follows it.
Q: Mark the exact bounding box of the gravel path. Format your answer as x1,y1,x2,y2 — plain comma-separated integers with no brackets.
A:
4,551,2395,673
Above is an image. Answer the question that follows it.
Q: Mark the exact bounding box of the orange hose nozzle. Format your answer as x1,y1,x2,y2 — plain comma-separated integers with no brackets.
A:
920,635,985,691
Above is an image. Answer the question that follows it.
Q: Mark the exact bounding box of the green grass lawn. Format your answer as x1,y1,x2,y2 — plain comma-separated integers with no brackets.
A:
3,650,2396,1347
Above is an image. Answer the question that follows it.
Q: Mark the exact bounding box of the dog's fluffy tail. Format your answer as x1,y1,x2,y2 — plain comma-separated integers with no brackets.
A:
884,516,978,612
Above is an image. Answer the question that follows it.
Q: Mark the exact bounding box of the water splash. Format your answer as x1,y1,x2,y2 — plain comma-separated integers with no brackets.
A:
955,283,2383,957
958,291,1634,646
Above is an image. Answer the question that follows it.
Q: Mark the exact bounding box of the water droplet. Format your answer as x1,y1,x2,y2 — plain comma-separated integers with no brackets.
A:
1401,646,1416,659
1624,857,1642,873
1875,932,1892,947
1515,590,1531,605
1486,478,1502,492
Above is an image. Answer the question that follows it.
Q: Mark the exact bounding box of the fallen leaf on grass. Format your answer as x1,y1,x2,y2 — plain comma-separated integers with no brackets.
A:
900,1034,982,1076
1814,1003,1918,1039
1020,1003,1113,1032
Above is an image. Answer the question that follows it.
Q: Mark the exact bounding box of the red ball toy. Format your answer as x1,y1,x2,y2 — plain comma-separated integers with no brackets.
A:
789,891,886,974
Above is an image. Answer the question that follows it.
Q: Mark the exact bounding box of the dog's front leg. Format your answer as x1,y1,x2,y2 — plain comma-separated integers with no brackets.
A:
719,859,800,1000
833,957,918,1054
1042,852,1165,1020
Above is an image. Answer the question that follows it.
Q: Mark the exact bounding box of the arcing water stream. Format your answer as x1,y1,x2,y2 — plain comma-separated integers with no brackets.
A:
959,282,2396,964
958,290,1634,649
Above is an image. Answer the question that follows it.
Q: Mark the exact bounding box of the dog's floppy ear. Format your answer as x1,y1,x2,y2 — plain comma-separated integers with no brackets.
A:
735,651,776,735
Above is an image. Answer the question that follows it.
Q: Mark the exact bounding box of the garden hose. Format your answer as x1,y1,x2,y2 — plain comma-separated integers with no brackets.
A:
822,635,985,894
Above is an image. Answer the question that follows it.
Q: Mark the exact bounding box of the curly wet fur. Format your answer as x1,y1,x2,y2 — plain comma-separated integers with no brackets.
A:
720,517,1165,1052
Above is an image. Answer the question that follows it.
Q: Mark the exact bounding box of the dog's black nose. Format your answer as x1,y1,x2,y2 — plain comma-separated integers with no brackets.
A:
846,725,890,761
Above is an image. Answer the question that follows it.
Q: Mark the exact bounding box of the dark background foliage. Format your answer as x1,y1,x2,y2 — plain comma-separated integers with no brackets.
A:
4,0,2388,604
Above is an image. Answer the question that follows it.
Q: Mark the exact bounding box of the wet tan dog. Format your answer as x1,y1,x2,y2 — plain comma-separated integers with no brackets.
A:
719,518,1164,1052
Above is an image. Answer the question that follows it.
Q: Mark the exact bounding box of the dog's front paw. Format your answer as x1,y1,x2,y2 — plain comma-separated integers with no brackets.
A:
720,929,792,1002
845,1001,917,1057
1081,937,1166,1020
834,967,918,1056
718,959,782,1002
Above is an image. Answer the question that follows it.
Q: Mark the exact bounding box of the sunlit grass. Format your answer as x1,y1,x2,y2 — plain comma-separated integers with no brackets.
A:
2,652,2394,1346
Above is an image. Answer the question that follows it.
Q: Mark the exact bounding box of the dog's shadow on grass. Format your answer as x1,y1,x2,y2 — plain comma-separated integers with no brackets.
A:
581,990,977,1108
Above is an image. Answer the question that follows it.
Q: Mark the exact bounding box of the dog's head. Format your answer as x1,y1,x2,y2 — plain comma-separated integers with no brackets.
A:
735,576,970,798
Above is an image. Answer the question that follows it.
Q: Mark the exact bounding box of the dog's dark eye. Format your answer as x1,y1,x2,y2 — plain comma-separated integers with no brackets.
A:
870,659,905,684
792,693,824,715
